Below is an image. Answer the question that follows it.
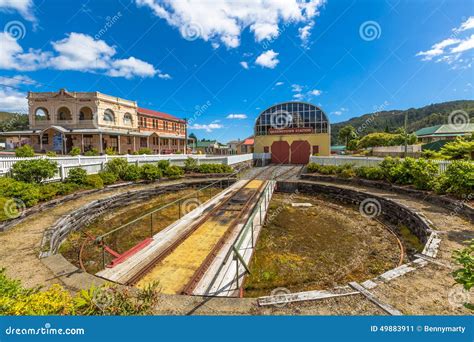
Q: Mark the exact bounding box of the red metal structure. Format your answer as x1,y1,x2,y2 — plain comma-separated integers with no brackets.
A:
290,140,311,164
271,141,290,164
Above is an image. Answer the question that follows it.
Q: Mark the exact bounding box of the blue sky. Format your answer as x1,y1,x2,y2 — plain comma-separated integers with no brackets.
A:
0,0,473,142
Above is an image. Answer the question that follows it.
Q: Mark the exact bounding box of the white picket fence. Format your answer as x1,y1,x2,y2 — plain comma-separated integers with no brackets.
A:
0,153,254,181
309,156,454,173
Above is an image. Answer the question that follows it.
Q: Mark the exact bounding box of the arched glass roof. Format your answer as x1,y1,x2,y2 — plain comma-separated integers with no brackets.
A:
255,102,329,136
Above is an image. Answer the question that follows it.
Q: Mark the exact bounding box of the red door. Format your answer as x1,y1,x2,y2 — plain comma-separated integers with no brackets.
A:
271,141,290,164
290,140,310,164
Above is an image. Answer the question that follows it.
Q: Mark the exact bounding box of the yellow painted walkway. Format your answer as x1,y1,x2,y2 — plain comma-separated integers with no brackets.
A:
136,180,263,294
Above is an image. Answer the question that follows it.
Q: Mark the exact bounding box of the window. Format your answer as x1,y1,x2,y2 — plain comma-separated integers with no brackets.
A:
123,113,133,126
140,137,147,147
312,145,319,155
79,107,93,120
127,136,132,144
103,109,115,123
164,121,168,130
35,107,49,121
57,107,72,120
264,146,269,153
42,133,49,145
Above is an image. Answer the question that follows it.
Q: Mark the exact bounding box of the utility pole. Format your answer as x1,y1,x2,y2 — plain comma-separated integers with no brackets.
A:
404,111,408,158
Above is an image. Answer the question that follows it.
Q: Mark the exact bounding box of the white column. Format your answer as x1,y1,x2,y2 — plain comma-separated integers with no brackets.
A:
99,133,103,154
117,136,121,154
81,134,84,153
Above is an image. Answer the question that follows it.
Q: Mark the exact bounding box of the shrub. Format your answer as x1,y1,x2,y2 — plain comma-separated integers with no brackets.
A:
121,165,141,181
84,148,99,156
98,171,118,185
11,159,58,184
46,151,57,157
437,160,474,196
69,146,81,156
104,158,129,179
411,159,439,190
356,166,384,180
38,183,60,201
137,147,152,155
53,182,82,195
307,162,321,173
104,147,116,155
163,165,184,178
339,167,356,178
379,157,401,182
197,163,233,173
0,178,41,208
318,165,338,175
184,157,198,172
15,145,35,157
85,174,104,189
65,167,87,184
140,164,162,181
157,160,170,171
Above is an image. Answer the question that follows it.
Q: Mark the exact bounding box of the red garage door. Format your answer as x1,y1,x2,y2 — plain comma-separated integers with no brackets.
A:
290,140,310,164
271,141,290,164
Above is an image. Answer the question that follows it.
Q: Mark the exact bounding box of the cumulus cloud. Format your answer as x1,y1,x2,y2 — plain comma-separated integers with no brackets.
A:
417,16,474,69
136,0,325,48
189,121,223,132
0,32,162,79
292,84,322,100
0,74,36,112
0,0,35,21
275,81,284,86
255,50,279,68
226,113,247,119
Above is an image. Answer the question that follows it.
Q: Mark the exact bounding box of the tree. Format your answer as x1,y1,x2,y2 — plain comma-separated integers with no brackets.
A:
338,125,357,146
440,137,474,160
15,144,35,157
188,133,197,141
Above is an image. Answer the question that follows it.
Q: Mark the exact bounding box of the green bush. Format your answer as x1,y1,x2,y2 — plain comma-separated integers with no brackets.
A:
0,178,41,207
339,167,356,178
307,162,321,173
437,160,474,196
15,145,35,157
104,147,116,155
38,183,60,201
379,157,401,182
356,166,385,180
122,165,141,181
66,167,88,185
157,160,170,171
53,182,82,195
137,148,152,155
98,171,118,185
410,159,439,190
197,163,232,174
84,148,99,156
85,174,104,189
163,165,184,178
11,159,58,183
104,158,129,179
46,151,57,157
69,146,81,156
140,164,162,181
184,157,198,172
318,165,338,175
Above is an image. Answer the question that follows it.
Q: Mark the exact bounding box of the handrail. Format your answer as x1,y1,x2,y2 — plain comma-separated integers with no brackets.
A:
95,171,239,241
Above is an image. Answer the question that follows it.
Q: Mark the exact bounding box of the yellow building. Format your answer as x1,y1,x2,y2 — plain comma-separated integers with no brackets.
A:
254,101,330,164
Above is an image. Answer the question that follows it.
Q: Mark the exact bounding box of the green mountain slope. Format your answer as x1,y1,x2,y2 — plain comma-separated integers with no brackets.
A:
330,100,474,144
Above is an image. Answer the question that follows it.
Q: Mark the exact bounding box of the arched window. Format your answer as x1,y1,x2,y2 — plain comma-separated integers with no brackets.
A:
57,106,72,120
103,109,115,123
35,107,49,121
79,107,93,120
123,113,133,126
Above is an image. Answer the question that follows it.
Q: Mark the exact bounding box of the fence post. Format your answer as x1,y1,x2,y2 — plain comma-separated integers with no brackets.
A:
105,154,108,163
101,161,105,171
60,165,65,181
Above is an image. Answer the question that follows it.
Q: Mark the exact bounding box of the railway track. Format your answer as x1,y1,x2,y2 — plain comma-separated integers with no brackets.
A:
129,166,274,291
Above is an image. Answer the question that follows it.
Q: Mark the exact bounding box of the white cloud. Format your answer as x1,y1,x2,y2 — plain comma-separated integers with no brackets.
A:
255,50,279,68
0,32,162,79
226,113,247,119
331,107,348,116
189,122,223,132
309,89,321,96
291,84,323,100
291,84,303,92
292,93,304,100
417,17,474,68
240,61,249,69
275,81,284,86
299,22,314,48
0,74,35,112
136,0,325,49
0,74,35,87
0,0,35,21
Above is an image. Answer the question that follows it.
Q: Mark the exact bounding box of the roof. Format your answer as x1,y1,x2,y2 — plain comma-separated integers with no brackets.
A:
415,123,474,137
137,107,185,123
331,145,347,151
195,140,217,148
242,138,254,145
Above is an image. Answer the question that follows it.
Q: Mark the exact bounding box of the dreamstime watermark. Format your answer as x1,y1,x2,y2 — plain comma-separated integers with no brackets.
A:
354,101,389,137
359,21,381,41
94,12,123,40
3,198,26,219
447,110,470,131
189,100,212,126
180,22,203,41
359,198,382,219
269,110,292,130
261,20,294,50
4,20,26,41
4,323,85,336
180,197,204,219
450,193,473,218
448,286,471,309
270,287,292,308
265,190,299,226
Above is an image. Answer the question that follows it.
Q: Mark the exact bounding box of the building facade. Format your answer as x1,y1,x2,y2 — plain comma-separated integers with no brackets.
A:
2,89,187,154
254,101,330,164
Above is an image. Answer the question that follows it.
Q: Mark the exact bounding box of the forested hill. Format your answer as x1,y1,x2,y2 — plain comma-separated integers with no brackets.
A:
330,100,474,144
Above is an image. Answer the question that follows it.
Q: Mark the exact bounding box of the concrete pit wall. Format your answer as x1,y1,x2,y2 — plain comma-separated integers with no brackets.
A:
40,179,236,258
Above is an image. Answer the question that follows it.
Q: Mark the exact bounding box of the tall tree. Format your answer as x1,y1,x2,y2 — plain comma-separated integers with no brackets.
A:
338,125,357,146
